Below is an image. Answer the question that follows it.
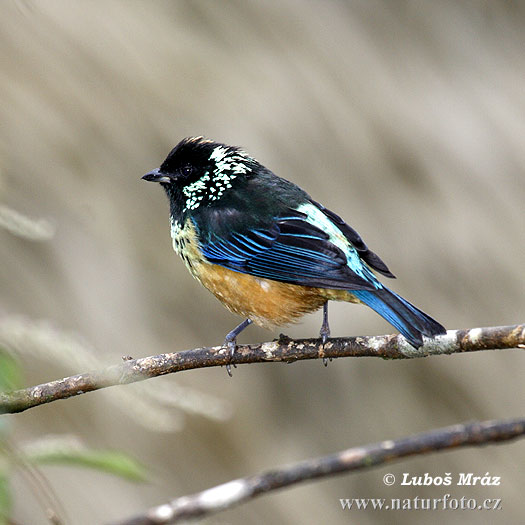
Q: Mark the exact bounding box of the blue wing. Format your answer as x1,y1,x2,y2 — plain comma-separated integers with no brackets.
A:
198,205,385,291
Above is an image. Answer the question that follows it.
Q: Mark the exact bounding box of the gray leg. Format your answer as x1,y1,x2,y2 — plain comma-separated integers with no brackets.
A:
320,301,330,344
320,302,331,366
224,318,253,376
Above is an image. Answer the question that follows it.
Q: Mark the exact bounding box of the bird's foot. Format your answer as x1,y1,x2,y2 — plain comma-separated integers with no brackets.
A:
320,330,332,367
320,327,330,345
224,338,237,377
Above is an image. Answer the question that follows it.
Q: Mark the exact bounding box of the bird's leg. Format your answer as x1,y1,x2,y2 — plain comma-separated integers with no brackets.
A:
319,301,331,366
320,301,330,344
224,318,253,376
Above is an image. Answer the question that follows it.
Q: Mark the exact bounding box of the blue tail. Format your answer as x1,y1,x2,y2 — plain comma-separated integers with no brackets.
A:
351,287,446,348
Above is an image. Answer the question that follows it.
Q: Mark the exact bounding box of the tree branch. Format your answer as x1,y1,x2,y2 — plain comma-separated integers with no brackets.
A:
110,416,525,524
1,324,523,414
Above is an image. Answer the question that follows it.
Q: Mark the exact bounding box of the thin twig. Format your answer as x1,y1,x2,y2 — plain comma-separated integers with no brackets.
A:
109,416,525,524
1,324,523,414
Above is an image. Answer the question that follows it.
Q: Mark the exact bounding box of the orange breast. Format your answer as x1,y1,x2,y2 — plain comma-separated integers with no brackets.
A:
171,217,359,328
196,263,325,327
194,263,361,328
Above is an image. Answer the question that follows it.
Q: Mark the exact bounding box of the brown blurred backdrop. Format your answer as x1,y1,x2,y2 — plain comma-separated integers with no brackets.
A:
1,1,524,524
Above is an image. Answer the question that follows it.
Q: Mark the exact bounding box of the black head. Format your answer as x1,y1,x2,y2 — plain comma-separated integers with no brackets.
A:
142,137,257,214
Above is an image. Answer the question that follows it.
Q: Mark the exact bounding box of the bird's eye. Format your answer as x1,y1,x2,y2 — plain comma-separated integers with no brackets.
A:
181,164,193,177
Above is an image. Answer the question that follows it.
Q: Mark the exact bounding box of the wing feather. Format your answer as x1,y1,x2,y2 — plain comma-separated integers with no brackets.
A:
309,199,395,278
198,208,380,291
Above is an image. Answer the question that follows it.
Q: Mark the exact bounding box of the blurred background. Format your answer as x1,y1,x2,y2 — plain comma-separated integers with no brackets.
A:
1,1,524,523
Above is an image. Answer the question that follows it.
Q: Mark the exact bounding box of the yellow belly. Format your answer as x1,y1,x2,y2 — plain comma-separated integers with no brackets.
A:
171,217,359,328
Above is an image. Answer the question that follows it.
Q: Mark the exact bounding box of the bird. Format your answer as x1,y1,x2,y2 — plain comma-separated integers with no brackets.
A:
142,137,446,373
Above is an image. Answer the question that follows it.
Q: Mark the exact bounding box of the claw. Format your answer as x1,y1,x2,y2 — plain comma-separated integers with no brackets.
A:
224,340,237,377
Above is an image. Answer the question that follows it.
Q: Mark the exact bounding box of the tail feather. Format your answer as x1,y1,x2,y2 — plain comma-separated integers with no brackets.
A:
351,287,446,348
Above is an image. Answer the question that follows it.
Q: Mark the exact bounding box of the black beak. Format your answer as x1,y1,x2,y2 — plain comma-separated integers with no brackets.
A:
142,168,172,183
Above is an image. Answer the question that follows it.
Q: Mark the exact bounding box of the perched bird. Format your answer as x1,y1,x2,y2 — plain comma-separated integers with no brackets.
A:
143,137,446,372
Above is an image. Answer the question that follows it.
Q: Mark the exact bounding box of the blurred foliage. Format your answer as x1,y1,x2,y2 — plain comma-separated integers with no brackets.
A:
0,1,524,524
21,436,148,483
0,316,232,431
0,205,55,242
0,351,146,521
0,350,20,524
0,350,22,394
0,472,9,525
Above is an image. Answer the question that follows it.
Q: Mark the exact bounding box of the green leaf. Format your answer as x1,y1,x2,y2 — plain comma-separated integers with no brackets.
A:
0,349,22,393
23,441,147,482
0,472,10,525
0,350,15,523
